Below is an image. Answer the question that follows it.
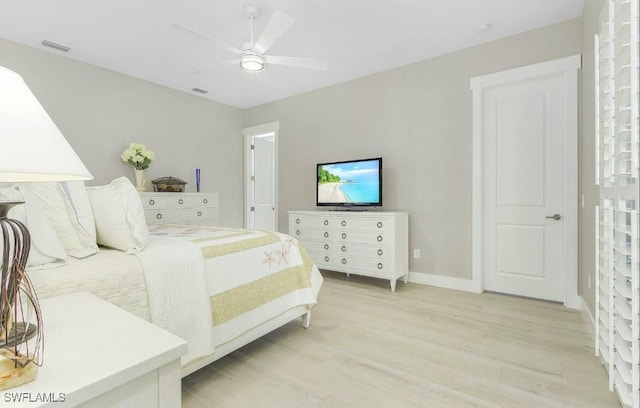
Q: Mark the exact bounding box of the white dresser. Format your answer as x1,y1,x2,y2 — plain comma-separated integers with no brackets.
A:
289,210,409,291
139,192,219,226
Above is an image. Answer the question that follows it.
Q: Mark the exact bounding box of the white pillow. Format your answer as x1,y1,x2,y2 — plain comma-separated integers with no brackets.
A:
20,182,98,259
86,177,149,253
59,181,97,243
1,186,67,269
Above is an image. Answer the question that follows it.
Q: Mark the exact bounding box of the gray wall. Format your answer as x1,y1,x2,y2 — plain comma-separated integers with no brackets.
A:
580,0,606,316
0,38,245,227
243,18,583,281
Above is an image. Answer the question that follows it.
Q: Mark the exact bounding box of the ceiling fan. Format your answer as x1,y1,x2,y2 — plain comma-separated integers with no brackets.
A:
175,5,328,73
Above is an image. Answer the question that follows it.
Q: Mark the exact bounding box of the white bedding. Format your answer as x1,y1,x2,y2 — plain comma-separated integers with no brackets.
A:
27,224,323,370
148,225,323,347
28,249,150,320
135,235,215,366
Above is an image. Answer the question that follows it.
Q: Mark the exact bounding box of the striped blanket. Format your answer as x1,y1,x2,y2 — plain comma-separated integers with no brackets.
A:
142,225,323,366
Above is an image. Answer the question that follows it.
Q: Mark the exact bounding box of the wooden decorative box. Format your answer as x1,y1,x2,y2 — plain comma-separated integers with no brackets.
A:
151,176,187,192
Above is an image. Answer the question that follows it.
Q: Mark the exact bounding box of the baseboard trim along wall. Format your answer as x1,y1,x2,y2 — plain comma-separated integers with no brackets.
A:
408,272,583,312
579,296,596,343
408,272,481,294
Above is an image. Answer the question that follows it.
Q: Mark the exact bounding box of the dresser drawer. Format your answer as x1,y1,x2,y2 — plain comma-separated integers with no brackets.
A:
290,215,333,228
336,242,388,259
306,251,335,268
146,208,218,226
142,195,194,208
290,227,333,241
178,207,218,224
335,217,390,232
335,256,389,275
299,240,333,253
145,209,178,225
336,230,386,245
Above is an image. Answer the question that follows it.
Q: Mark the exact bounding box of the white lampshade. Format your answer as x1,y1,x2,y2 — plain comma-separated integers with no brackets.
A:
0,66,93,182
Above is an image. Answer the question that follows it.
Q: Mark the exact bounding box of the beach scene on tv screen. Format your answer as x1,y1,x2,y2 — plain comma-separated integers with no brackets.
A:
317,160,380,204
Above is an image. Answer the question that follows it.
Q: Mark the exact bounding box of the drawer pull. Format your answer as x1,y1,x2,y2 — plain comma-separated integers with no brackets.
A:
324,219,329,226
342,233,347,239
377,235,383,242
377,221,383,228
325,256,330,262
156,213,163,220
197,211,203,216
377,249,383,256
341,258,347,265
178,199,184,205
377,263,383,270
149,199,155,206
341,220,347,227
203,198,208,204
324,232,329,238
296,230,301,236
341,246,346,252
324,244,330,250
296,218,301,224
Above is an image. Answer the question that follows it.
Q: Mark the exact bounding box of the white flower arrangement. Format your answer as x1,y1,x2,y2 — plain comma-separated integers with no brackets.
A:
121,143,155,170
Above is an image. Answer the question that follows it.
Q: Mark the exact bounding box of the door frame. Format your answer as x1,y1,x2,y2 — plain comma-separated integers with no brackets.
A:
470,55,581,308
243,121,279,230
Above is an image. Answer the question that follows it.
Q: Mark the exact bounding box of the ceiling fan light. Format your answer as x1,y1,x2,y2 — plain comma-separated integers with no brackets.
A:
240,54,265,72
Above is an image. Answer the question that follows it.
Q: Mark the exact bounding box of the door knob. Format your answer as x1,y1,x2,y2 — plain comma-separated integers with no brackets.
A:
545,214,562,220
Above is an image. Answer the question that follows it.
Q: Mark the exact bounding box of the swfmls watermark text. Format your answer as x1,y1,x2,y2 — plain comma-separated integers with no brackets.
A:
3,392,66,403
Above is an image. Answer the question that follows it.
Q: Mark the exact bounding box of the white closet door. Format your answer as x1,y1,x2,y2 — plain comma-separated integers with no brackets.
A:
482,75,566,301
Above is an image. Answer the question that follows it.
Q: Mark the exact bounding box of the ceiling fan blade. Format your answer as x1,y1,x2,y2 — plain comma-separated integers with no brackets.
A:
253,10,294,54
265,55,328,71
173,23,243,55
190,59,240,73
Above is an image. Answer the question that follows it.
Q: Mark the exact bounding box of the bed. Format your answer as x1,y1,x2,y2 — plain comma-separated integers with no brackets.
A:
6,178,322,377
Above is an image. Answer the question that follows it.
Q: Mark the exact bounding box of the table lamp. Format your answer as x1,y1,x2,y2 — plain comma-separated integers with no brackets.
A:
0,65,93,390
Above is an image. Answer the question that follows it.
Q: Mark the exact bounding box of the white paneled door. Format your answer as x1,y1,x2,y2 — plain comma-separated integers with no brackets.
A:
482,74,567,302
252,134,276,231
244,122,279,232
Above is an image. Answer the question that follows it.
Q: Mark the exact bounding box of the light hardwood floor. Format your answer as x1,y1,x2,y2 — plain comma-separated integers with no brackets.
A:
182,271,620,407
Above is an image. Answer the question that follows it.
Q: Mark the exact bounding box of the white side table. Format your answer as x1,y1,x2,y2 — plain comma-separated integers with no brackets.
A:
3,292,187,407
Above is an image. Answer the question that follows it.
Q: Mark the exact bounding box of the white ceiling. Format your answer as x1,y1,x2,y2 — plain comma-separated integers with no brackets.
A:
0,0,585,109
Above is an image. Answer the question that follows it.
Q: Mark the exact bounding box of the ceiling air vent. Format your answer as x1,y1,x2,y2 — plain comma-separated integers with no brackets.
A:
41,40,71,53
191,88,208,94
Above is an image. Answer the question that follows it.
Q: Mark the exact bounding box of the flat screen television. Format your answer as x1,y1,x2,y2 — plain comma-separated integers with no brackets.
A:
316,157,382,208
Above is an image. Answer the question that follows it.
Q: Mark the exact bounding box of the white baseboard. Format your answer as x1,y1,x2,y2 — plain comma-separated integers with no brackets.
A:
579,296,596,342
408,272,481,293
408,273,584,312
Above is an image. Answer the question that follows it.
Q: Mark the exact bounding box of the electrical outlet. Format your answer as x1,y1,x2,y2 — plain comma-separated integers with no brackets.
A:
413,249,420,259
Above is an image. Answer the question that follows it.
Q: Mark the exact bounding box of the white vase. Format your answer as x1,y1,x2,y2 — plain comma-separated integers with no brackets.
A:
134,169,146,191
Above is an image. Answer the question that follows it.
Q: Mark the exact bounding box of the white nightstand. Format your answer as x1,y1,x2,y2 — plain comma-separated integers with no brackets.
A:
4,292,187,407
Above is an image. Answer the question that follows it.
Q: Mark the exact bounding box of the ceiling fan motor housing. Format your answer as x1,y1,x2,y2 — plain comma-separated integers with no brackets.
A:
244,5,259,19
